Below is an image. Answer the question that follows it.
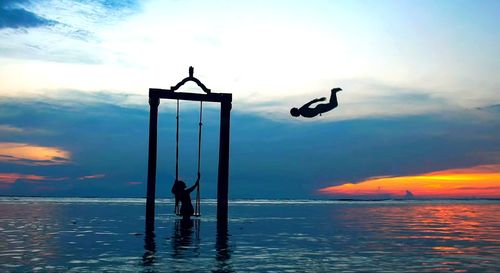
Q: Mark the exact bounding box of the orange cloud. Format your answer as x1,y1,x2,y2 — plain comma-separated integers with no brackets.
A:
318,164,500,198
0,173,67,188
0,142,71,165
127,181,143,185
78,174,106,180
0,173,47,184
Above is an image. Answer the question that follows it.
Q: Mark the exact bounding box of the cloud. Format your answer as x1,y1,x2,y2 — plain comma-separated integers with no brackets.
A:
0,93,498,198
127,181,142,185
0,124,23,134
318,164,500,198
0,172,67,188
231,76,499,122
78,174,105,180
0,0,141,65
0,172,46,184
0,124,54,137
0,4,55,29
0,0,498,117
0,142,71,165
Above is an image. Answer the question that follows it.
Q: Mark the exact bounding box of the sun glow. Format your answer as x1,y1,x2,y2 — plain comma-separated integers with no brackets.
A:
318,165,500,198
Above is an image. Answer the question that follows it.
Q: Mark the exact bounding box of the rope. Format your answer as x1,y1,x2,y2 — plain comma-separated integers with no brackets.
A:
173,99,202,217
174,99,180,215
197,101,203,178
175,99,180,181
194,101,203,216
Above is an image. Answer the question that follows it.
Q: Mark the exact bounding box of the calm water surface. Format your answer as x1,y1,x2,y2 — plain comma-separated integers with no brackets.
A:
0,198,498,272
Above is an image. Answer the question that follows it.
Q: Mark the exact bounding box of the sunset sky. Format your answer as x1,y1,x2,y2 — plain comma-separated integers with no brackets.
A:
319,165,500,198
0,0,499,198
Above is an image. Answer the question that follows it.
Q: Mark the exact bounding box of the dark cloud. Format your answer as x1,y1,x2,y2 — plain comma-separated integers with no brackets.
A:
0,0,142,63
0,5,55,29
0,0,31,8
0,93,499,198
0,154,69,166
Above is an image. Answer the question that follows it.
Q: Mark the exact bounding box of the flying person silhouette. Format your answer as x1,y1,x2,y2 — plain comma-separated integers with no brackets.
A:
290,88,342,118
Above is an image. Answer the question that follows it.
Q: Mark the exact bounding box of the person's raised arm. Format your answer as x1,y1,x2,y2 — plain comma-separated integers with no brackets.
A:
300,97,326,110
186,173,200,193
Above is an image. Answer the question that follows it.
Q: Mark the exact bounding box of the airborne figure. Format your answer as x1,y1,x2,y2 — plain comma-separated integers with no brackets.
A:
290,88,342,118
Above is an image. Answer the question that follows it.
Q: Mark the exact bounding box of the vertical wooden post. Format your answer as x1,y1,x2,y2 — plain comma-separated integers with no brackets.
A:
217,95,231,221
146,96,159,232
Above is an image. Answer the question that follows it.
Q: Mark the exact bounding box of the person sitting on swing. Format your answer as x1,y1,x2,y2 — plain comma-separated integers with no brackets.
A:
290,88,342,118
171,173,200,220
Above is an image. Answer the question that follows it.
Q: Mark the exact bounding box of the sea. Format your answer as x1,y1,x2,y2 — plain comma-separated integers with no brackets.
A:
0,198,498,273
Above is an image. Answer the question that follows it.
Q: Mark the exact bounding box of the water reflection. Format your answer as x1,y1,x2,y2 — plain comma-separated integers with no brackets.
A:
336,203,500,271
139,218,233,273
341,204,500,243
171,219,201,259
214,220,233,273
142,231,156,271
1,199,497,272
0,203,61,270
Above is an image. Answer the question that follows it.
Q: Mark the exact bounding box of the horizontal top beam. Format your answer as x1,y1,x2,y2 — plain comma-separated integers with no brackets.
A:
150,88,232,103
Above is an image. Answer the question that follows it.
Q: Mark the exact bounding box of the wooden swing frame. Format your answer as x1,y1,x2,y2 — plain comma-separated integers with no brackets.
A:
145,67,232,232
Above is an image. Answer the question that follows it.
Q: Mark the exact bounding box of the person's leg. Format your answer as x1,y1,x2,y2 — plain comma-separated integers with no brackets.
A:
313,89,340,115
328,88,341,107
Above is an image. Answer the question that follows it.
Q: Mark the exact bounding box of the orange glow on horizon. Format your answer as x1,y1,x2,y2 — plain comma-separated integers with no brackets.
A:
318,164,500,198
0,142,71,165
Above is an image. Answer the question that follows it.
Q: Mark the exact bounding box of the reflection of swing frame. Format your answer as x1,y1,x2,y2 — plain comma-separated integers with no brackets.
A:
146,67,232,232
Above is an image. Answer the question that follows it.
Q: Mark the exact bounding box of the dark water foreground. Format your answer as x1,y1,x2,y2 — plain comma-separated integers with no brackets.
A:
0,198,498,272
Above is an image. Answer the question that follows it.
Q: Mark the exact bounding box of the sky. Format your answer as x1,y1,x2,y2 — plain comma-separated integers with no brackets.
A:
0,0,499,198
